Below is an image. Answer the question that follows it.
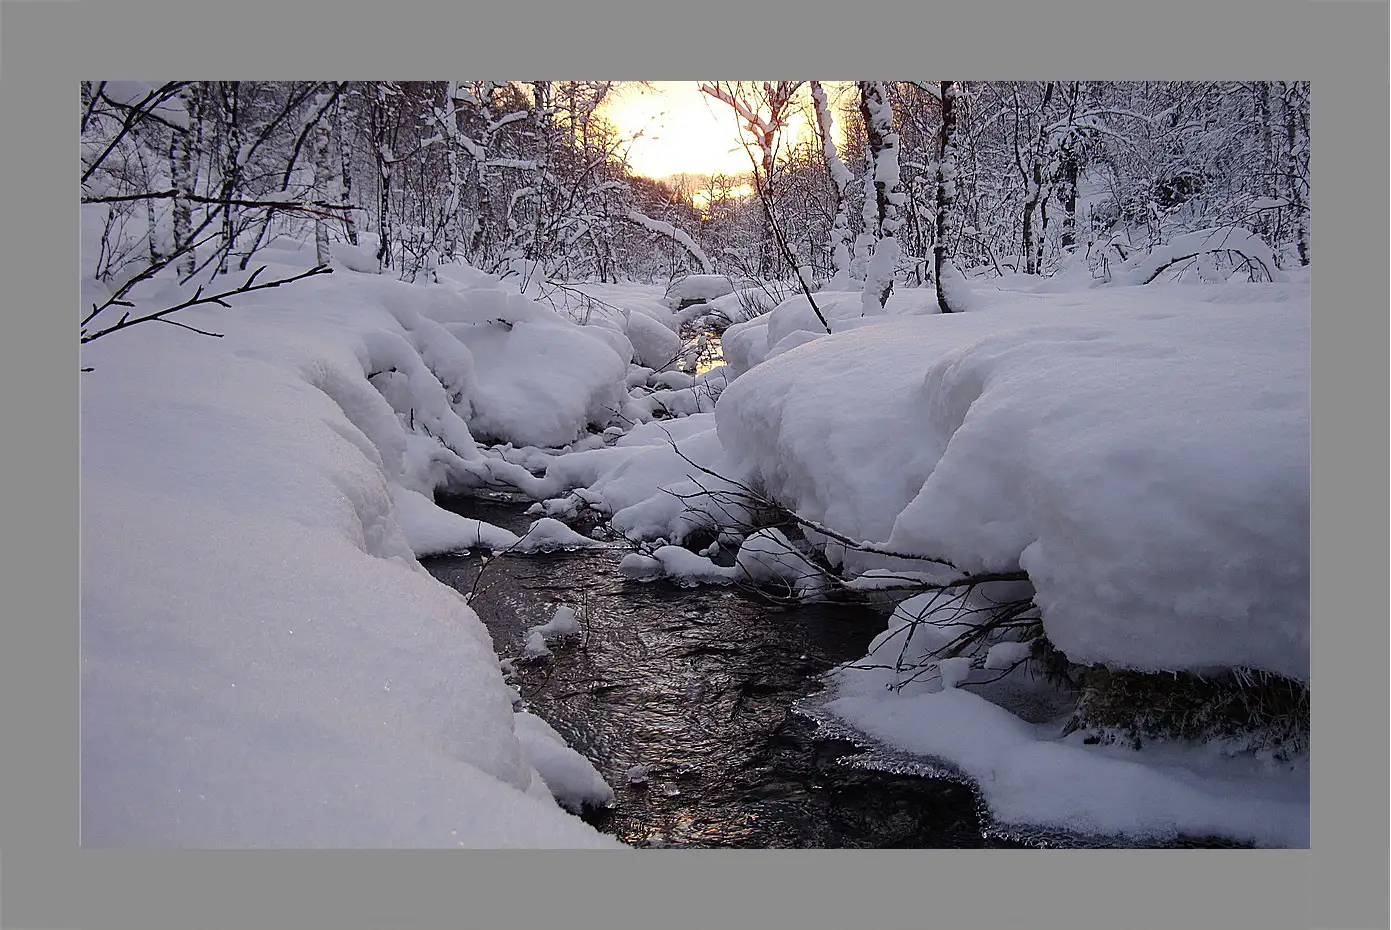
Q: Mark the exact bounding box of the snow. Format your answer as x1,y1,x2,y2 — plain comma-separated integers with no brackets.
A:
329,241,382,273
514,517,602,552
81,254,624,848
984,641,1033,670
513,712,617,813
391,485,521,556
712,276,1309,846
616,530,829,598
1109,225,1283,286
364,279,628,448
822,685,1309,848
720,286,945,377
624,307,682,370
626,211,714,275
664,273,735,306
732,528,828,600
528,412,748,546
638,545,740,587
444,323,625,448
522,630,553,659
540,604,582,636
82,190,1310,848
695,287,779,329
718,284,1310,681
618,553,666,582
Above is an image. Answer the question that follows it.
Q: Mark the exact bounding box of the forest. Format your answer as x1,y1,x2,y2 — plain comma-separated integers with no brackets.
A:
81,79,1309,327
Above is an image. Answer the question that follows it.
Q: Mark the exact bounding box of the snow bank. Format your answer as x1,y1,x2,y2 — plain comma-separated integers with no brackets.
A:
718,283,1310,680
81,259,621,848
625,308,682,369
663,273,735,307
513,712,617,813
623,366,728,422
392,485,521,556
1109,225,1284,286
721,286,942,377
618,527,833,598
820,683,1309,847
712,278,1311,847
513,517,602,552
536,414,747,544
403,284,628,448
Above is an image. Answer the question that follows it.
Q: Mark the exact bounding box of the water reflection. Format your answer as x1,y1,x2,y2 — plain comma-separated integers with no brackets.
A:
694,334,724,375
423,497,1019,849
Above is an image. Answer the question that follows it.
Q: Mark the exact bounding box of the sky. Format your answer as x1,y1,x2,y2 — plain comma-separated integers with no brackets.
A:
600,81,842,181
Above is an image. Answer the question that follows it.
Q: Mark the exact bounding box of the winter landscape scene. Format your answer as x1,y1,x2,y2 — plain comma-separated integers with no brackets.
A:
81,80,1310,849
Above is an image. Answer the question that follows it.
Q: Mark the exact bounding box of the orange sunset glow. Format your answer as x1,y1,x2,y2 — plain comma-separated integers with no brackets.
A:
599,81,850,182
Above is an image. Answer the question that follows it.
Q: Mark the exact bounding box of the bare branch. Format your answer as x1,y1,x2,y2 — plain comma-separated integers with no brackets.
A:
81,264,333,344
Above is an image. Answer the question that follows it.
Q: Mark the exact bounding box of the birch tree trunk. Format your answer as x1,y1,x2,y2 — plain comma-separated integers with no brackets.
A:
337,89,358,245
312,107,335,267
1021,81,1055,276
134,139,161,266
374,82,393,272
441,82,464,263
857,80,902,314
810,81,853,287
169,85,198,277
218,81,242,275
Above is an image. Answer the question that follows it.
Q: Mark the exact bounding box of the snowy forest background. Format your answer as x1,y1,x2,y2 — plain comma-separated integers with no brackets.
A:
80,80,1309,321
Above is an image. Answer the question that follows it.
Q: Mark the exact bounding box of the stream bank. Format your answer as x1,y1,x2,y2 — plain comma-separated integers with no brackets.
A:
423,495,1026,849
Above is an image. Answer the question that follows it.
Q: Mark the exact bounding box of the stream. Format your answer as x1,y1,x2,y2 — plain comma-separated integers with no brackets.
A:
423,494,1028,849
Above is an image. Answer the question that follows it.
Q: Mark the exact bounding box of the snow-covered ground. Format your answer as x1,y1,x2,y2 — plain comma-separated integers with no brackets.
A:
525,272,1312,847
82,221,1309,848
81,238,639,847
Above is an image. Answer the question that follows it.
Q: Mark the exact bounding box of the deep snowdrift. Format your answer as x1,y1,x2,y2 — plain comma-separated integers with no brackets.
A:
712,279,1310,847
81,257,622,848
716,284,1310,681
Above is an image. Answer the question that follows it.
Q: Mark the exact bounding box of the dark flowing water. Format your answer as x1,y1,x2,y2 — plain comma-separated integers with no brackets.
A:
423,495,1026,849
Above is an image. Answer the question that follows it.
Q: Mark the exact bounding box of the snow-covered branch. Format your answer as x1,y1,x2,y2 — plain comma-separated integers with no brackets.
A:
623,211,714,274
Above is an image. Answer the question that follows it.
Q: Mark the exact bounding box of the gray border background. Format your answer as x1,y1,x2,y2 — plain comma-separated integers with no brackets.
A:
3,0,1385,927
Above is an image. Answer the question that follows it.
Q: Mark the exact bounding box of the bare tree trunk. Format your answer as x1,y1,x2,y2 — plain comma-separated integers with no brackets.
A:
169,86,198,277
857,81,902,313
1059,151,1080,251
1021,81,1055,276
1254,81,1276,246
374,82,393,272
469,86,495,268
810,81,854,287
337,89,358,245
935,81,959,314
440,82,464,263
134,141,162,266
470,160,491,266
218,81,242,275
1058,82,1082,252
698,81,802,282
528,81,555,273
312,110,334,267
1283,81,1309,266
758,144,777,278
